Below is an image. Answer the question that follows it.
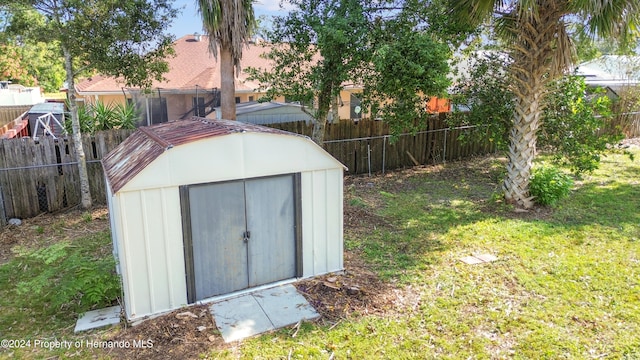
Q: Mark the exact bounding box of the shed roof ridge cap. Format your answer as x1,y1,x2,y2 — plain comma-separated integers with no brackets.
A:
138,126,173,149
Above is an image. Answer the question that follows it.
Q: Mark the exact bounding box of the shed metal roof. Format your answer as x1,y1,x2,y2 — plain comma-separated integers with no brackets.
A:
102,117,302,193
28,102,65,114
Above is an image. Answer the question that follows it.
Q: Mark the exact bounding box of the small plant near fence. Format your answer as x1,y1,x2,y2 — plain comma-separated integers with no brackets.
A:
0,231,120,314
64,100,138,134
529,165,574,206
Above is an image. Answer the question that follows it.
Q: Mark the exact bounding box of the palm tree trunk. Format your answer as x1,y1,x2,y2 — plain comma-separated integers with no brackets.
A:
220,42,236,120
63,46,92,209
503,77,543,209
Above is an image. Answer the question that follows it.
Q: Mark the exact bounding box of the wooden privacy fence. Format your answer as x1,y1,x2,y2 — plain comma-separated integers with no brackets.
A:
0,130,134,223
270,115,495,175
0,115,495,223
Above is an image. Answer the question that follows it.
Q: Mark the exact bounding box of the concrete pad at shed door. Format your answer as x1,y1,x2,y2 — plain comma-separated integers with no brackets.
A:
209,284,319,342
74,306,121,333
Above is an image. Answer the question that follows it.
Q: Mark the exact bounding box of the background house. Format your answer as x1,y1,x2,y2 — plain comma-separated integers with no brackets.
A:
76,34,367,125
575,55,640,93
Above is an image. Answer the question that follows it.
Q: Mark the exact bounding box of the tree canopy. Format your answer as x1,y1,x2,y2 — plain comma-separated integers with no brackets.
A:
247,0,459,144
1,0,179,209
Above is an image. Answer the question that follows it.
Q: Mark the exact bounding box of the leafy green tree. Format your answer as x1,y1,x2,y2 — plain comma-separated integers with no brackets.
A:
0,6,65,91
0,44,31,83
2,0,178,209
449,51,514,150
365,9,451,137
197,0,256,120
247,0,372,144
539,75,621,174
247,0,454,144
450,53,624,186
452,0,640,208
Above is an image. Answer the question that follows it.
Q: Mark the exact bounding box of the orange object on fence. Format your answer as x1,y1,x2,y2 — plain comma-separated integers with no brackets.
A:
426,97,451,113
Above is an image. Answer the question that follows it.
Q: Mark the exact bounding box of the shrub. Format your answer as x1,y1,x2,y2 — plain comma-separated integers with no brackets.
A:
64,100,139,134
529,166,574,206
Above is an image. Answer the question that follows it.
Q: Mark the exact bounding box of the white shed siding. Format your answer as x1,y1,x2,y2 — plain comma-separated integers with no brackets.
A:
120,133,340,192
301,169,344,277
117,188,187,319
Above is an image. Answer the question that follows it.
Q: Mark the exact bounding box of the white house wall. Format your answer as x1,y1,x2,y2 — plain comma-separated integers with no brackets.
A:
116,188,187,320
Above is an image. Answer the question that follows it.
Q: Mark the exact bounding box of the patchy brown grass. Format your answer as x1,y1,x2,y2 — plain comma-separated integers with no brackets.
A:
0,207,110,264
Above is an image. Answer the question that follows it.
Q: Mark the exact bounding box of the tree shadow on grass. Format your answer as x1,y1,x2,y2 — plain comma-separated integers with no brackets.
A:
345,151,640,278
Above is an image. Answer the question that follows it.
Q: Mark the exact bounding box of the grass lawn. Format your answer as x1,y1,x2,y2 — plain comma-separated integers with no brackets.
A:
227,150,640,359
0,149,638,359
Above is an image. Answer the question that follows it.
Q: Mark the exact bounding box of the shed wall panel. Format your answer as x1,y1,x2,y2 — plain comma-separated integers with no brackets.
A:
119,193,152,318
311,171,328,274
117,188,187,320
325,168,344,272
300,169,343,277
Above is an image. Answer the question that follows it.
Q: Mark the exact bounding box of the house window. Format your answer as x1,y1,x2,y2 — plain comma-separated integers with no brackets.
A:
149,97,168,125
235,97,241,104
350,93,362,120
248,96,254,102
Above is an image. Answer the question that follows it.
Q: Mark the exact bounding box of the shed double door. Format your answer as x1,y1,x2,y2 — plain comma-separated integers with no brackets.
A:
182,174,300,303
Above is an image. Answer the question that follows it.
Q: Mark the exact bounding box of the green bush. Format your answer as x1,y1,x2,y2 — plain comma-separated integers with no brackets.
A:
64,100,139,134
529,166,574,206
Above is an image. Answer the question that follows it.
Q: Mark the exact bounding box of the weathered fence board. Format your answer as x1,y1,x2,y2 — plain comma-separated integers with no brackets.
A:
0,130,135,220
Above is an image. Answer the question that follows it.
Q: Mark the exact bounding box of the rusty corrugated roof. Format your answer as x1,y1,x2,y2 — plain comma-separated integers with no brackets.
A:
103,117,300,193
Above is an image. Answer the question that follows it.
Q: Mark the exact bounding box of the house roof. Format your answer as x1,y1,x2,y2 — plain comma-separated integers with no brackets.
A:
102,117,302,193
76,34,273,94
575,55,640,88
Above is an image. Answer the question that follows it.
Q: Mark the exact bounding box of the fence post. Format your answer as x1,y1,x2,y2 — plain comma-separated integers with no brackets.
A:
0,185,6,227
382,136,386,174
367,143,371,177
443,128,447,163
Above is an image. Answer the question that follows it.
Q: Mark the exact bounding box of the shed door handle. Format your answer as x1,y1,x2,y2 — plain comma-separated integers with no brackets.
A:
243,231,251,243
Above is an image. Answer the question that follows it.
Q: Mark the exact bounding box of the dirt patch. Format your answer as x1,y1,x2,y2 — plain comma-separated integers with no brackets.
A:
296,250,421,323
0,206,110,264
104,305,225,360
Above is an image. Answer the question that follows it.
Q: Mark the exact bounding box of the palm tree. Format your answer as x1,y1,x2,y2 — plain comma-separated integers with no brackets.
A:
197,0,256,120
454,0,639,208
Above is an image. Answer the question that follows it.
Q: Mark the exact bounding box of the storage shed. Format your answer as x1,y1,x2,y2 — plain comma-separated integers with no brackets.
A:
103,117,345,321
28,102,65,138
208,101,315,125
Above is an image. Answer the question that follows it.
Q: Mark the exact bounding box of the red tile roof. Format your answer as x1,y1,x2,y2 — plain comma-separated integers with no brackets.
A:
102,117,301,193
76,35,273,94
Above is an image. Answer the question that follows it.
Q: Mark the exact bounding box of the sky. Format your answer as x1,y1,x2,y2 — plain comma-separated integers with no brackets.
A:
168,0,294,38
